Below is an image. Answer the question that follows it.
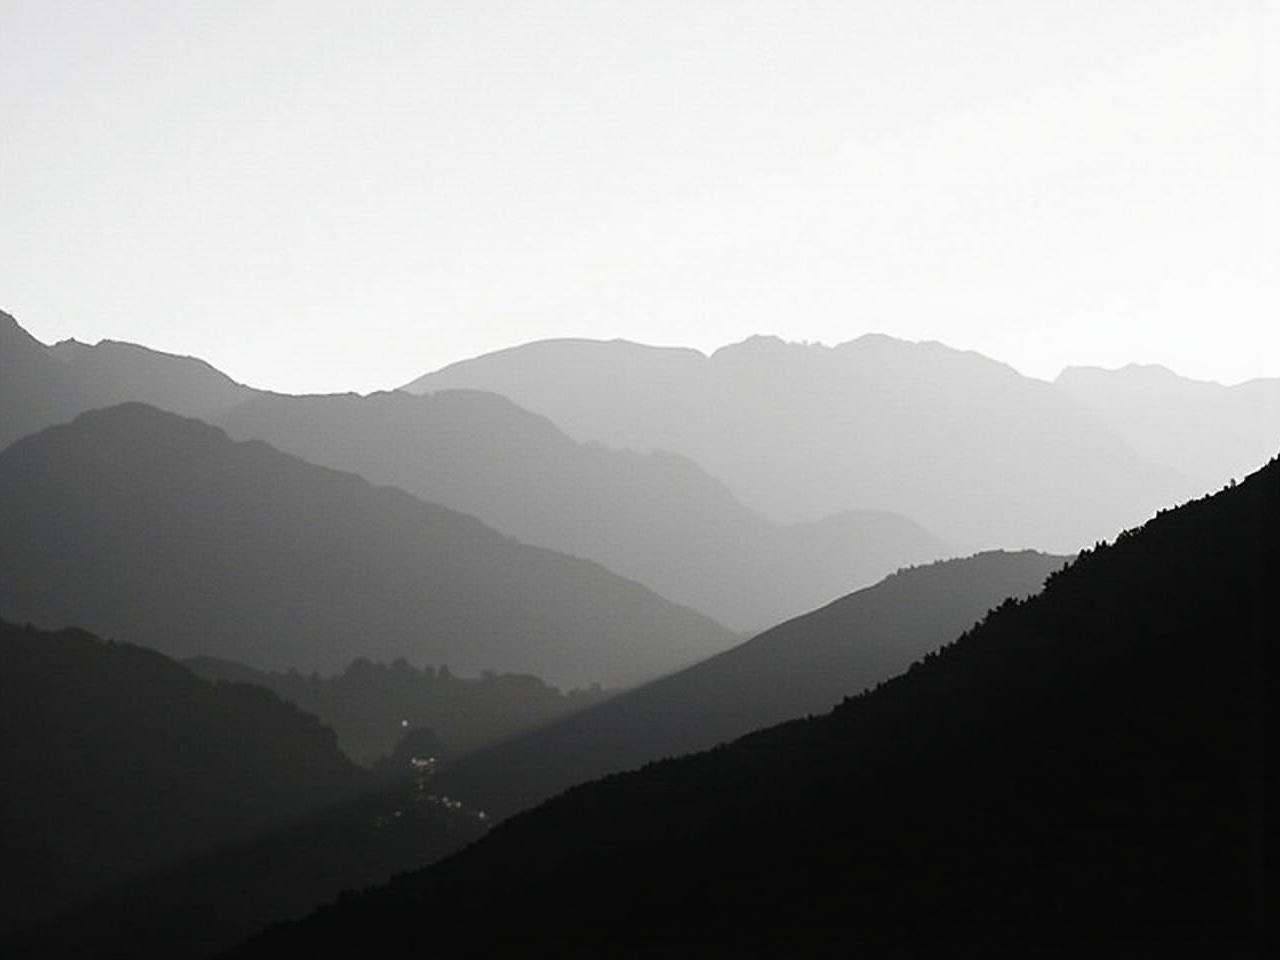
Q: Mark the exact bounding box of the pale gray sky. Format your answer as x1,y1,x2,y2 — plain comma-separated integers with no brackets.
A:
3,1,1276,393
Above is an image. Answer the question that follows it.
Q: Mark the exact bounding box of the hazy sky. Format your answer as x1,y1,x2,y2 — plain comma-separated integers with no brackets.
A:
3,1,1276,393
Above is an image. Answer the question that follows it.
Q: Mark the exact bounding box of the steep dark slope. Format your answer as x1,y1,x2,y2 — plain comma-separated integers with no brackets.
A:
433,550,1066,819
0,404,734,686
407,334,1181,552
0,310,90,450
3,763,486,960
218,388,945,630
0,619,367,934
50,337,254,419
234,459,1275,957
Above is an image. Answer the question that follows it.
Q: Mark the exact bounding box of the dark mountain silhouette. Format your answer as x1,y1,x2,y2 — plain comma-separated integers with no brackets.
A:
49,337,254,420
185,655,610,765
0,310,90,450
3,761,486,960
0,404,735,686
218,389,946,631
230,457,1275,957
430,550,1066,820
406,334,1183,552
1057,362,1280,496
0,618,368,934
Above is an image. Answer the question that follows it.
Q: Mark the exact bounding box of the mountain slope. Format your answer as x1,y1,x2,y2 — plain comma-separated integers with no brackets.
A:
233,458,1275,957
0,310,90,450
1,310,255,450
0,618,368,933
218,388,946,630
1057,363,1280,494
433,549,1067,819
50,337,254,419
406,334,1182,552
0,404,734,686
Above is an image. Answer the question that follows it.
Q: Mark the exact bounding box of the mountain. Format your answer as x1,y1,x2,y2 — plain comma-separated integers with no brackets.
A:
49,337,254,420
185,655,610,765
0,310,90,450
4,311,944,629
0,618,367,933
405,335,1183,552
218,389,946,631
1,310,256,451
4,772,486,960
1057,363,1280,495
0,403,735,686
431,550,1067,819
231,458,1275,957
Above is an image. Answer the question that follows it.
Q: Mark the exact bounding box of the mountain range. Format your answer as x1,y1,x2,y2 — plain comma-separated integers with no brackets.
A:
218,388,945,631
408,334,1276,552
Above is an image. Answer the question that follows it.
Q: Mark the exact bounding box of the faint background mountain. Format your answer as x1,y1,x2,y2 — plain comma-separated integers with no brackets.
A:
0,404,734,686
431,549,1066,820
1056,363,1280,494
406,335,1193,552
218,389,945,631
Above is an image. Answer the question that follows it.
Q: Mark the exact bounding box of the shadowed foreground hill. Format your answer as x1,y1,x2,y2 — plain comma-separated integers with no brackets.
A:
0,619,367,934
0,404,734,686
186,655,610,765
233,460,1275,958
433,550,1066,820
218,389,945,631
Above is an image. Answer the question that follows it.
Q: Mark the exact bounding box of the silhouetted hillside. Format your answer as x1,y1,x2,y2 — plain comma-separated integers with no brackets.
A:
0,404,735,686
407,335,1181,552
0,618,367,934
218,389,945,630
433,550,1066,819
232,458,1275,957
1057,363,1280,496
186,655,610,764
3,764,486,960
